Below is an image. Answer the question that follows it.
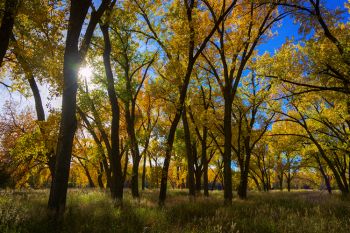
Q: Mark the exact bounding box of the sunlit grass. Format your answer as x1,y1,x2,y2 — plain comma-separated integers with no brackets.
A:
0,189,349,233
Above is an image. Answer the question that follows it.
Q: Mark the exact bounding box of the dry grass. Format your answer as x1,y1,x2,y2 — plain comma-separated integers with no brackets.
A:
0,189,349,233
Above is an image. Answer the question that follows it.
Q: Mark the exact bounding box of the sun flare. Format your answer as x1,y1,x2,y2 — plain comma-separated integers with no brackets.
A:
79,66,93,79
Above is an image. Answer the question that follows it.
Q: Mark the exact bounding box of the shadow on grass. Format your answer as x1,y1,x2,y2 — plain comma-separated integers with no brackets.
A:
1,189,349,233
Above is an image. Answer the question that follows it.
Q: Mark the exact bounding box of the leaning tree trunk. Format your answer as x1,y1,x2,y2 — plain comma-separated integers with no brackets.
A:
80,162,95,188
159,107,183,205
0,0,19,67
12,44,57,180
48,0,91,217
48,0,109,217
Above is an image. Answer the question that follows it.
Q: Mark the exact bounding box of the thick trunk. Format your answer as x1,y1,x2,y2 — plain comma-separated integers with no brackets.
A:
47,154,56,179
195,169,201,192
223,93,233,204
0,0,19,67
48,0,88,214
287,179,291,192
238,169,248,199
182,107,196,197
48,0,107,217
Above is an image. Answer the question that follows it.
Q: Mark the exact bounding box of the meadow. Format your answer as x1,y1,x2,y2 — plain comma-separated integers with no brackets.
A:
0,189,349,233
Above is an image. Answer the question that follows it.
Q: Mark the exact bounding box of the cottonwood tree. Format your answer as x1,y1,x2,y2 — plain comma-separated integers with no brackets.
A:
200,0,288,203
103,4,156,198
48,0,111,218
130,0,237,205
5,0,66,178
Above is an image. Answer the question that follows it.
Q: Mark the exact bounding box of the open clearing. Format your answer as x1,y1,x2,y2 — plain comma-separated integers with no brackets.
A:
0,189,349,233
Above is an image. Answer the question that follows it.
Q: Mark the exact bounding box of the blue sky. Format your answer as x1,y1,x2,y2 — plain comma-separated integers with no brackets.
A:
257,0,349,55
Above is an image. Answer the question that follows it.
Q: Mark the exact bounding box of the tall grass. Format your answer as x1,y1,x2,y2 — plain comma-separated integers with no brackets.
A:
0,189,349,233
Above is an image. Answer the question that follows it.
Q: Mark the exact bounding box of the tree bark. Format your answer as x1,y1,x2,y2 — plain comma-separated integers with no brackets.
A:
125,101,141,197
223,91,233,204
97,162,104,188
48,0,91,217
0,0,19,67
78,159,95,188
142,152,147,190
202,127,209,196
48,0,109,217
101,21,123,201
131,156,141,197
182,107,196,197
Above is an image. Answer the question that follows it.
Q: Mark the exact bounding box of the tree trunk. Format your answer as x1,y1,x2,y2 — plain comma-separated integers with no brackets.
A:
202,127,209,196
182,107,196,197
250,172,261,191
126,114,141,197
279,173,283,191
195,169,201,192
287,171,291,192
81,162,95,188
122,149,128,185
238,169,248,199
0,0,19,67
131,156,141,197
27,76,45,121
48,0,91,217
124,85,141,197
101,22,123,201
97,162,104,188
223,92,233,204
142,152,147,190
159,110,182,205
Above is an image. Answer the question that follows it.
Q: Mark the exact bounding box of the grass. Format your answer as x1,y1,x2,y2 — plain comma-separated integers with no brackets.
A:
0,189,349,233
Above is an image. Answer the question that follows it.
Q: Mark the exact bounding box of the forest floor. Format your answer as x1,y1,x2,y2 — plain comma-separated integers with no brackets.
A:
0,189,349,233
